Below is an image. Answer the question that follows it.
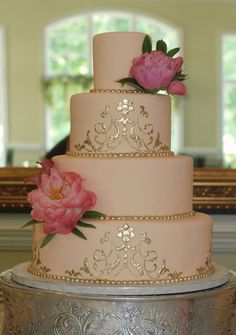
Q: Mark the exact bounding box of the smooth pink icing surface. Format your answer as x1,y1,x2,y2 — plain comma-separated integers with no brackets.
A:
31,213,213,282
70,92,171,154
93,32,146,89
53,155,193,216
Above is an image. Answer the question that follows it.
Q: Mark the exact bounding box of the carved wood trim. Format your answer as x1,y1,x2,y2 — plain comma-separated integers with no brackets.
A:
193,168,236,213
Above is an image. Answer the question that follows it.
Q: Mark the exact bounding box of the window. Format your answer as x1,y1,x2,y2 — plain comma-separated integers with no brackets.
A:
222,34,236,168
0,27,6,166
44,11,181,152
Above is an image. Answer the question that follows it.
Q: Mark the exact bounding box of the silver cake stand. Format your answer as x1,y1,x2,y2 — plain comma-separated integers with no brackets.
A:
0,264,236,335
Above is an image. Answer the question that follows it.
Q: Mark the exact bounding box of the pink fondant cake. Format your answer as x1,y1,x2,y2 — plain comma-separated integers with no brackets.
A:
28,32,214,285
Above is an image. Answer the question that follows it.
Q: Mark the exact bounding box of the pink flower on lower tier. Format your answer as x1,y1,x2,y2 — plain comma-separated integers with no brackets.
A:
130,51,183,90
168,80,186,95
27,166,96,235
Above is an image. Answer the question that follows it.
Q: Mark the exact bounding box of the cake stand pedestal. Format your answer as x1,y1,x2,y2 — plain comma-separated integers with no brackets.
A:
1,269,236,335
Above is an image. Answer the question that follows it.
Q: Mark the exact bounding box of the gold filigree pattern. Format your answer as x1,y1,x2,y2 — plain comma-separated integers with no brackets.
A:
63,260,94,279
29,224,214,284
196,251,214,276
32,241,41,266
74,98,169,153
38,266,51,275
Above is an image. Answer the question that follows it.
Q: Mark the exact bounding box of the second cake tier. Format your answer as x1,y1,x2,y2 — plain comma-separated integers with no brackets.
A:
69,92,171,154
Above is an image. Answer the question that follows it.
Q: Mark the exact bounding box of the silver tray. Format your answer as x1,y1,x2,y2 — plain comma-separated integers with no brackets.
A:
0,266,236,335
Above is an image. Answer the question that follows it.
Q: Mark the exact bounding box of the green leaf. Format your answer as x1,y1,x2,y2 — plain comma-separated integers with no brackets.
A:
40,234,56,248
117,77,136,86
72,227,87,240
77,220,96,229
21,219,39,229
117,78,145,91
142,35,152,53
174,71,188,81
82,211,105,219
148,89,162,94
156,40,167,53
167,47,180,57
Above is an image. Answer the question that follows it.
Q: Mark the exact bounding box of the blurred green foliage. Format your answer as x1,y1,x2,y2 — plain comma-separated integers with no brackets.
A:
223,35,236,168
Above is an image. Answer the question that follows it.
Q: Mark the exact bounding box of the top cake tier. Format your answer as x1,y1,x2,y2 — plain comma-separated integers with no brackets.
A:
93,32,146,90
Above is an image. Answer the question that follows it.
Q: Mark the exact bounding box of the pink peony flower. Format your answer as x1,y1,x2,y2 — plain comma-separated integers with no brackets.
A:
168,80,186,95
27,162,96,235
26,160,54,187
130,51,183,90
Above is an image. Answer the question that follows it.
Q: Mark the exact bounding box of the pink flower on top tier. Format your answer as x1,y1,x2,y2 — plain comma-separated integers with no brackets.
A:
27,160,96,235
130,51,183,91
167,80,186,96
117,35,187,95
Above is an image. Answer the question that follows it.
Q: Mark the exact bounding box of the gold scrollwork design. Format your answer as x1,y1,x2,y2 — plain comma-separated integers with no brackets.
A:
74,98,169,153
196,252,214,275
29,226,214,284
62,224,213,282
32,241,41,266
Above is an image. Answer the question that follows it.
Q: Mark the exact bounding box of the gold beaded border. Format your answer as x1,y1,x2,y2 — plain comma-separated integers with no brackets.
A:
90,88,143,94
98,211,196,221
28,264,215,285
66,151,174,159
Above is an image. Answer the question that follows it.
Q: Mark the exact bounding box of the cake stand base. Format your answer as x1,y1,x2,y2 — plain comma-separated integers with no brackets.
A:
1,268,236,335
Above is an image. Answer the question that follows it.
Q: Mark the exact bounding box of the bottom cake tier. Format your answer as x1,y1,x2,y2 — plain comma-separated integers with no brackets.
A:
29,212,214,284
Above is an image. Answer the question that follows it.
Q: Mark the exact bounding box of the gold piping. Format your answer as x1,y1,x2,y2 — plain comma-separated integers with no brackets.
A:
66,151,174,158
28,264,215,285
98,211,196,221
90,88,143,94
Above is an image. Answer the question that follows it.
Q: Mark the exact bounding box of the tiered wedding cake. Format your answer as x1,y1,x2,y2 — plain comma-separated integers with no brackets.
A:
27,32,214,285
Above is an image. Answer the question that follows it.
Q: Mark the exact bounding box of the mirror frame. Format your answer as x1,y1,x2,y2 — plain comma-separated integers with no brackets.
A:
0,167,236,214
